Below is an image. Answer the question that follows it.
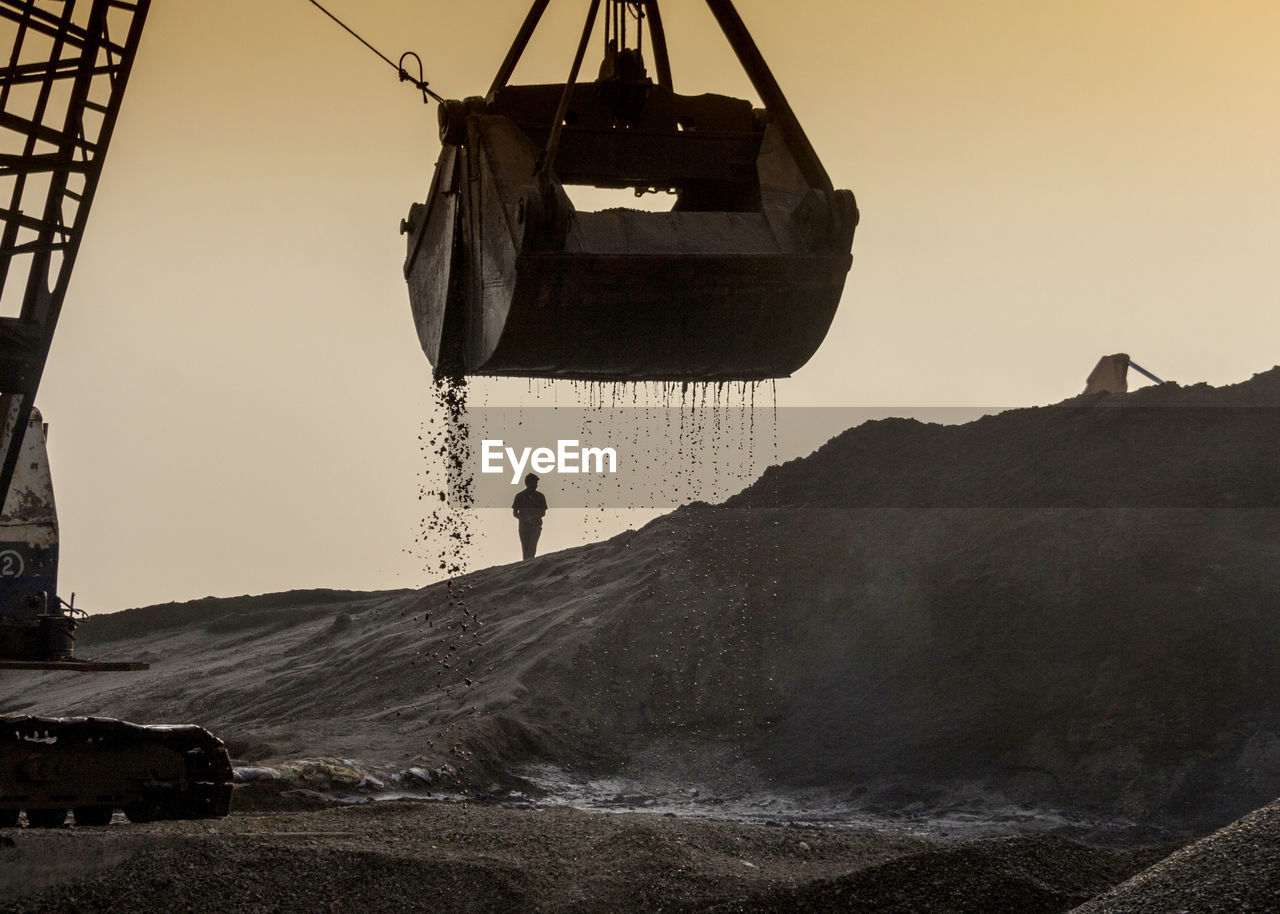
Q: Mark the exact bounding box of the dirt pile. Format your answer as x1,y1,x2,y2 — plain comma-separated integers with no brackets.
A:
1069,797,1280,913
699,835,1170,914
729,368,1280,509
2,370,1279,832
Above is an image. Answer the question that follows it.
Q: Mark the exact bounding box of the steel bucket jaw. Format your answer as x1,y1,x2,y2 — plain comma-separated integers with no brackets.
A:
403,0,859,382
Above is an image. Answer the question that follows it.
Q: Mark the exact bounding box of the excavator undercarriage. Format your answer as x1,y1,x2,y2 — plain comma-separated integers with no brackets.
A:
0,716,233,827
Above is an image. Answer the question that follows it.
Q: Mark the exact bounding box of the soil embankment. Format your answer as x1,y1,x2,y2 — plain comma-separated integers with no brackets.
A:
2,371,1278,836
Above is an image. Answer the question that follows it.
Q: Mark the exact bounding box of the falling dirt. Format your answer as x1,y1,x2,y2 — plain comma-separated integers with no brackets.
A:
417,375,474,575
407,375,488,786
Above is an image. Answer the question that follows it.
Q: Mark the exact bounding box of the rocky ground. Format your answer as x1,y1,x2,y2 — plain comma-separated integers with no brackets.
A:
1072,797,1280,914
0,801,1174,913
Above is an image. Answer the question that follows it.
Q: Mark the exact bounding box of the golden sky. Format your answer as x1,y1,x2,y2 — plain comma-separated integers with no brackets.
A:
19,1,1280,608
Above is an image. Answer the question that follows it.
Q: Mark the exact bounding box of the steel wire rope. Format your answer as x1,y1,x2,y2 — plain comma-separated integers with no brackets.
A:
304,0,445,103
627,2,644,54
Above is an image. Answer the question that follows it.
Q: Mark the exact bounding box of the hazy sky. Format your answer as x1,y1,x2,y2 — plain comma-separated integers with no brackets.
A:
19,0,1280,610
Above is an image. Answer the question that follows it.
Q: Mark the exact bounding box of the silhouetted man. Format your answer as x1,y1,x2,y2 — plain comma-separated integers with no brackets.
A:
512,473,547,560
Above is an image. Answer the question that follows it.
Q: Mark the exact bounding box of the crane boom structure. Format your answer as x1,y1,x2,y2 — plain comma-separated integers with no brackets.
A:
0,0,150,505
0,2,234,830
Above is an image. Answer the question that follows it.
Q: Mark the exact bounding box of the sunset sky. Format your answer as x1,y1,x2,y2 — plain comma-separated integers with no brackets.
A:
19,0,1280,609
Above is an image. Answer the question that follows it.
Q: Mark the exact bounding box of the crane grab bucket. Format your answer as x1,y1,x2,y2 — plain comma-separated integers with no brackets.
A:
403,0,858,382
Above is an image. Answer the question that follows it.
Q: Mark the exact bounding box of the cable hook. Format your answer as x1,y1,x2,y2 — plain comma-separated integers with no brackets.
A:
398,51,444,104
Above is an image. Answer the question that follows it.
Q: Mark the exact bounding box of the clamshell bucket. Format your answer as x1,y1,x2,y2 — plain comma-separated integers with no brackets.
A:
404,0,858,381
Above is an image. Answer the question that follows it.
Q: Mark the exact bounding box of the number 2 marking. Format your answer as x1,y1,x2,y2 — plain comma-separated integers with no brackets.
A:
0,550,24,578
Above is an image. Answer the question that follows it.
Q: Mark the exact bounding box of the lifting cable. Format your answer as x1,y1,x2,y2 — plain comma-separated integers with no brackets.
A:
628,2,645,54
541,0,602,177
304,0,444,104
604,3,646,54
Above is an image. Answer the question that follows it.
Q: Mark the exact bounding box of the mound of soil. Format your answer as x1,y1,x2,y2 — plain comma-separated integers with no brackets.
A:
1070,797,1280,913
696,834,1171,914
3,370,1279,834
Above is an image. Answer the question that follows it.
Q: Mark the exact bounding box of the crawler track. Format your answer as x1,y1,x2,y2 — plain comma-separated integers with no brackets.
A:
0,715,232,827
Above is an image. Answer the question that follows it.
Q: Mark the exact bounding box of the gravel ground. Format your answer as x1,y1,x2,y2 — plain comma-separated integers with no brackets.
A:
0,801,1170,913
692,835,1171,914
1070,798,1280,913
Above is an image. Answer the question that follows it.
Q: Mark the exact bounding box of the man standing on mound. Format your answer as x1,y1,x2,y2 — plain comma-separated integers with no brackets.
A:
512,473,547,560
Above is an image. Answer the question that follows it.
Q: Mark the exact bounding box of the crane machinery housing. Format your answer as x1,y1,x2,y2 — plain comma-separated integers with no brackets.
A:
0,0,232,828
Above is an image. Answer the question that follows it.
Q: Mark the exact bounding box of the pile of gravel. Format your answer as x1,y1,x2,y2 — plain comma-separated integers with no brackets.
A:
1070,798,1280,913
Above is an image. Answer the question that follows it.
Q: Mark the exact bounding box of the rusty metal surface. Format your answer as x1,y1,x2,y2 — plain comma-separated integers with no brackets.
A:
0,407,55,529
403,145,460,368
0,406,58,631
